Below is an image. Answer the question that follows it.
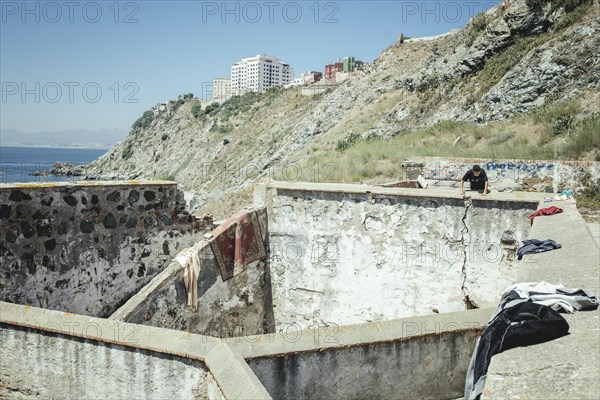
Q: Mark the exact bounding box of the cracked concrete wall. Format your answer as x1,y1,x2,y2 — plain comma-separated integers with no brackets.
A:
247,328,482,400
0,183,200,317
266,189,533,330
116,208,275,338
0,324,224,400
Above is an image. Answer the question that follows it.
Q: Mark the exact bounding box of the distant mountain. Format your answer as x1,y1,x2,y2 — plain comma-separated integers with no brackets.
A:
0,128,128,149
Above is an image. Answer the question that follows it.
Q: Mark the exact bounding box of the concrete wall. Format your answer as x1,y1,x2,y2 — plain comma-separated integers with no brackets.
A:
247,329,481,400
0,325,223,400
110,207,274,338
227,308,491,400
404,157,600,193
260,182,540,331
0,181,200,317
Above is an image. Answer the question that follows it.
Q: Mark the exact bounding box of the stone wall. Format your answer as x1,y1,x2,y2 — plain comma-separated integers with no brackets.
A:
261,182,538,331
0,325,224,400
0,181,202,317
110,207,274,338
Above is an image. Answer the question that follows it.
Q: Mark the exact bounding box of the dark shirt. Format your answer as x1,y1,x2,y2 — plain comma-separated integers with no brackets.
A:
462,169,488,190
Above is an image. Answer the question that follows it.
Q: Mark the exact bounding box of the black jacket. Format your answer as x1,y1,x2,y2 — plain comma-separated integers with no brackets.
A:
462,169,488,190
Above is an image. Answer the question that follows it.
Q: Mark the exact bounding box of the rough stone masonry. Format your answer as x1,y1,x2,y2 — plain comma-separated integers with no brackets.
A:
0,181,203,317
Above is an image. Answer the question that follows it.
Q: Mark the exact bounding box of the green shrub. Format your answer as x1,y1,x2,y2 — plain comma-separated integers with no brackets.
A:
210,123,233,134
531,99,579,124
471,12,488,32
204,102,220,115
219,92,262,121
553,115,575,134
560,113,600,159
416,73,440,93
466,12,488,46
122,141,134,160
159,174,176,181
526,0,548,10
576,171,600,209
161,134,169,141
553,0,592,30
551,0,590,12
336,132,361,151
132,110,154,130
191,104,203,119
526,0,590,13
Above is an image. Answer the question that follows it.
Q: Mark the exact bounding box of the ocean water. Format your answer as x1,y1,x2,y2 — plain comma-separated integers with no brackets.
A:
0,146,107,183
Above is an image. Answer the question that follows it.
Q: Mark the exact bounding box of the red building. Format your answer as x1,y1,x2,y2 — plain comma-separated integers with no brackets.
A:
324,62,343,81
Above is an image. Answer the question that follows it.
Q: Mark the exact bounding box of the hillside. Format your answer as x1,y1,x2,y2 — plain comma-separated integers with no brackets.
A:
86,0,600,218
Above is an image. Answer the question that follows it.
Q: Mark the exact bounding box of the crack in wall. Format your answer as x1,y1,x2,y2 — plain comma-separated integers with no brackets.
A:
460,197,478,310
290,287,325,295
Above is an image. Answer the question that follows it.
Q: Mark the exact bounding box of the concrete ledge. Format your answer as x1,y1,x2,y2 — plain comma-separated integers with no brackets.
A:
0,301,218,361
267,181,545,209
229,308,492,400
206,343,272,400
483,310,600,399
227,308,491,359
108,261,183,321
515,200,600,290
108,239,210,322
483,200,600,399
0,301,270,400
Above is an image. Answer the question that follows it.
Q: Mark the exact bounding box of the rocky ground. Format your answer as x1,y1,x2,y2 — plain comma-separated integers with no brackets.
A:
83,0,599,218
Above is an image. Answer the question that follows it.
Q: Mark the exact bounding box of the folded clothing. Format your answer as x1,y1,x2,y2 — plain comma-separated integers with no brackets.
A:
464,282,598,400
493,281,599,316
517,238,561,260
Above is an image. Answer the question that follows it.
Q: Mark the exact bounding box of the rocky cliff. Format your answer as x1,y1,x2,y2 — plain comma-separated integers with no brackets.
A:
86,0,599,217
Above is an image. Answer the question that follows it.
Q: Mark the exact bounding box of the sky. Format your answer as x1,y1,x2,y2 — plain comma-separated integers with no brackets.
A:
0,0,502,133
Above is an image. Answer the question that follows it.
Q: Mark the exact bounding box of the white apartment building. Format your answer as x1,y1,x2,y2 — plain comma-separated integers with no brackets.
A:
230,54,295,96
213,77,231,100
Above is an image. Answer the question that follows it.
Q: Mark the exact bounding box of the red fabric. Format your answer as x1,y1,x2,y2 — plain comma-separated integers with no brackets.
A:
528,206,563,225
209,209,266,281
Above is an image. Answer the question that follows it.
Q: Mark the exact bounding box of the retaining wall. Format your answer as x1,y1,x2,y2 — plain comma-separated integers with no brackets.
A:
0,181,201,317
403,157,600,193
0,324,224,399
256,181,543,331
109,207,274,338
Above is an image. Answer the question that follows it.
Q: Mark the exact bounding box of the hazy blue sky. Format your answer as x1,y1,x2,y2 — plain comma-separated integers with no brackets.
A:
1,0,501,133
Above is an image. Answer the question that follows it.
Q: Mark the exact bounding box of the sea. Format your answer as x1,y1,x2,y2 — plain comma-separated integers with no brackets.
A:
0,146,107,183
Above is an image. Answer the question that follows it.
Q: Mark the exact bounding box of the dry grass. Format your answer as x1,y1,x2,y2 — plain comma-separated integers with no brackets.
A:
289,95,599,184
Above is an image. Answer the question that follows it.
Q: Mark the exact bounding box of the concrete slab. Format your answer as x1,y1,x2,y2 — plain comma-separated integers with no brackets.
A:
0,301,219,359
226,308,491,359
483,310,600,399
205,343,272,400
516,200,600,292
482,199,600,399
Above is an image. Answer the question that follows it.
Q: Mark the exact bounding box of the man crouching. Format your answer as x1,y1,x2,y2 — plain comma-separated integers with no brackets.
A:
460,164,489,197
